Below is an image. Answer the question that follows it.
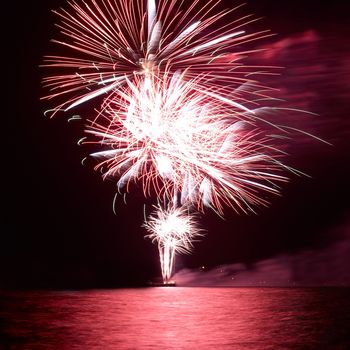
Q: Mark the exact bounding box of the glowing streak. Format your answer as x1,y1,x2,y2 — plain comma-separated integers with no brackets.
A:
162,21,201,54
66,78,125,110
148,21,162,52
196,88,254,115
148,0,157,39
179,31,245,56
68,115,82,122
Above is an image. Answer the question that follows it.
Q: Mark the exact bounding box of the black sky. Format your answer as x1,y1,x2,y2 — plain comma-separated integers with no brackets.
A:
4,0,350,288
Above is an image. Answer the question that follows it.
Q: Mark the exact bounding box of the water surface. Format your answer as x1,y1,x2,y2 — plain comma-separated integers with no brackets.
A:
1,287,349,349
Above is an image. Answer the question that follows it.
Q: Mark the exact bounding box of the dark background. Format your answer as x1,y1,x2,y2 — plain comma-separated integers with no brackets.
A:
4,0,350,288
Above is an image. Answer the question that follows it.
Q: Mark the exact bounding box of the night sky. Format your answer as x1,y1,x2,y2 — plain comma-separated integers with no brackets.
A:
5,0,350,288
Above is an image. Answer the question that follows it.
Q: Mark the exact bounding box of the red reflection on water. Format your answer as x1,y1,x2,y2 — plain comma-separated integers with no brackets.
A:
1,288,350,349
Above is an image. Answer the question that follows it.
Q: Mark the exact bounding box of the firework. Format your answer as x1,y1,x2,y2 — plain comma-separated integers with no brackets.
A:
83,71,289,215
42,0,314,284
144,206,202,282
82,70,292,282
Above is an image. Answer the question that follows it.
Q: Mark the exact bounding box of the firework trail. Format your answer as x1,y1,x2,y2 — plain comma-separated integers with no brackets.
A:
42,0,315,283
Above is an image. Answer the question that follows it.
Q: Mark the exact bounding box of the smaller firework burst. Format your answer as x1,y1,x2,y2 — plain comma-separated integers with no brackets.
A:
144,206,203,283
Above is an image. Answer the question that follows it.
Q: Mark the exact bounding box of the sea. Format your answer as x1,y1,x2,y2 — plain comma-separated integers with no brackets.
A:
1,287,349,349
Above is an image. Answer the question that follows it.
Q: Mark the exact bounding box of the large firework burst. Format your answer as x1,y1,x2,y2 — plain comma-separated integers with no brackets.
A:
83,72,289,215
